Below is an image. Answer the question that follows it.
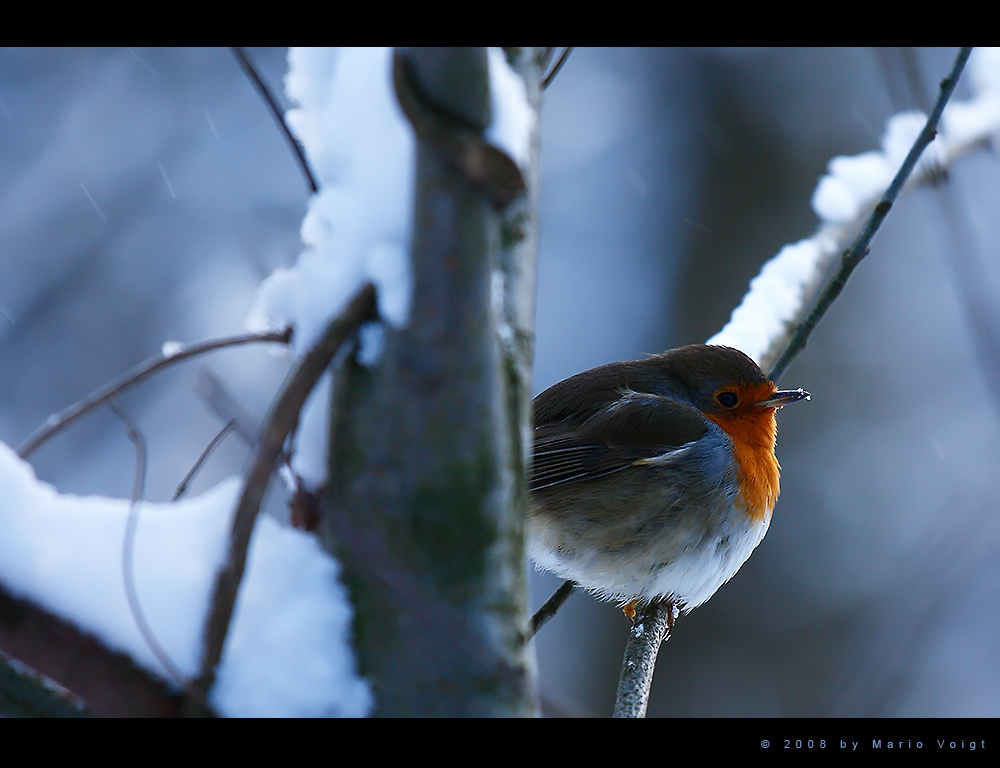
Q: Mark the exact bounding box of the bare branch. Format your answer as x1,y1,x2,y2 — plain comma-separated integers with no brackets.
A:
0,581,180,716
528,580,576,639
107,399,218,715
17,328,292,460
231,47,318,195
195,368,259,447
172,419,238,502
541,47,573,91
105,398,146,509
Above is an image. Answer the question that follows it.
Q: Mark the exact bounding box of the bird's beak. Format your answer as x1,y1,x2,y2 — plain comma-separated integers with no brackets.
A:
757,388,811,409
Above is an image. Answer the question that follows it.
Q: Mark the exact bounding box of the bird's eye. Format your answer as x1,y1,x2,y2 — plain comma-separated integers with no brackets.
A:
716,391,738,408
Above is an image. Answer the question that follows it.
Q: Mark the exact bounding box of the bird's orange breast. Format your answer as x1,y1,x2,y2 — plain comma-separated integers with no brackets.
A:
704,382,781,523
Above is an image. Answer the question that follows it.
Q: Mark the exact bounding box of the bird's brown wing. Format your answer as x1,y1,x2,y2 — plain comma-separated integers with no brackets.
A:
529,392,707,491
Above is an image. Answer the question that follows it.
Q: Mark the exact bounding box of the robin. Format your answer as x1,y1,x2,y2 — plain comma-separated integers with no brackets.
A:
528,344,808,618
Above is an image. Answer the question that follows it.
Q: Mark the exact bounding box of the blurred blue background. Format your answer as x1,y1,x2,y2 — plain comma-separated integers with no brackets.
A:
2,47,999,717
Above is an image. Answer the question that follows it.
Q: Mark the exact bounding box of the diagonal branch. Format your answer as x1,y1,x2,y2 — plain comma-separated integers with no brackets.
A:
541,47,574,91
17,329,292,460
0,648,88,717
232,47,319,195
186,282,377,715
767,47,972,382
172,419,238,502
528,580,576,639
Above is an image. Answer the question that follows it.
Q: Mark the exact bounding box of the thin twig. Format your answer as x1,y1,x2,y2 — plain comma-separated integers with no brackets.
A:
17,328,292,460
187,283,378,714
231,47,318,195
195,368,259,448
528,580,576,639
172,419,238,502
541,47,573,91
768,46,972,382
107,398,217,715
196,367,297,485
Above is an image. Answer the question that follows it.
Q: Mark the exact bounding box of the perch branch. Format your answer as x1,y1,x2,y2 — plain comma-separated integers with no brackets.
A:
613,600,677,718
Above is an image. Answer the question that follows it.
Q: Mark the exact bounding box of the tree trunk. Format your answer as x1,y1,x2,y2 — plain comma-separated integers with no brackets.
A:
320,48,541,716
